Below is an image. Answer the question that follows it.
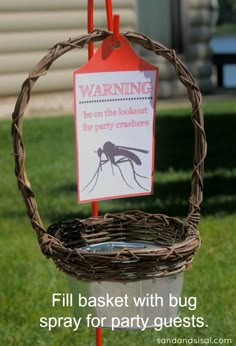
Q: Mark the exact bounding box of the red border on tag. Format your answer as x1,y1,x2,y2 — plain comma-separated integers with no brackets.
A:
74,35,159,73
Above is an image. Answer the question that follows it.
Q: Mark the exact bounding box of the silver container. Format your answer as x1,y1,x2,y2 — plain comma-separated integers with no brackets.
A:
67,241,184,330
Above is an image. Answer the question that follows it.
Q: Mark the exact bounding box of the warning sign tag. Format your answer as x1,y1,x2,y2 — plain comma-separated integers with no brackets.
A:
74,35,159,203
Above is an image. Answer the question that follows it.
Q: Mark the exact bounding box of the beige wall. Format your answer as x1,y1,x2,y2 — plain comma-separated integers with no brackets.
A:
0,0,136,97
0,0,218,102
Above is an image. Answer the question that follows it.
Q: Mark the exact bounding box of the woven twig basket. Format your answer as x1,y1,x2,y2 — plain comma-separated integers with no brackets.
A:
12,30,207,282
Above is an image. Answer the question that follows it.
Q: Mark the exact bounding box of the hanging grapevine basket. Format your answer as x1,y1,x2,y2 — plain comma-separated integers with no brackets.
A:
12,30,207,282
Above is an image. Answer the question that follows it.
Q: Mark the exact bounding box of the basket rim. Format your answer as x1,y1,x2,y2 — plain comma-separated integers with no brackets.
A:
41,217,200,282
44,210,200,260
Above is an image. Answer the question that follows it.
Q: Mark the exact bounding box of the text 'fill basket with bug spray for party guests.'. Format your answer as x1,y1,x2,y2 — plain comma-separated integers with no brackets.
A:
12,30,207,329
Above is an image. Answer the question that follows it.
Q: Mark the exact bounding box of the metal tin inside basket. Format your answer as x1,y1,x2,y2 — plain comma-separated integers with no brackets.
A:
81,240,156,252
68,241,184,330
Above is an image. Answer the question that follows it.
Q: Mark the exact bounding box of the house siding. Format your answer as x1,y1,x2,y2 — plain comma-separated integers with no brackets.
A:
0,0,136,97
0,0,218,103
138,0,218,98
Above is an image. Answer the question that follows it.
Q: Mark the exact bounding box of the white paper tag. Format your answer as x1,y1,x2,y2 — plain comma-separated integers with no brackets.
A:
74,69,157,203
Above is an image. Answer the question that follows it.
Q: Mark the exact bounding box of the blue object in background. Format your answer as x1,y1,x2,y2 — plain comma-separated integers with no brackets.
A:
210,36,236,87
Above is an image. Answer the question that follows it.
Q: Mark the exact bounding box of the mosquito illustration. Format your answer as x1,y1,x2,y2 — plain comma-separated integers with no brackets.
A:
82,141,149,193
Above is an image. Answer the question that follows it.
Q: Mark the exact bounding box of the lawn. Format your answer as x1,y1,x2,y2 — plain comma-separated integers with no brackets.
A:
1,100,236,345
215,23,236,36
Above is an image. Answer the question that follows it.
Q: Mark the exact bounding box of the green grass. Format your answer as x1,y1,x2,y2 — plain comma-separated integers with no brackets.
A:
215,23,236,36
1,99,236,345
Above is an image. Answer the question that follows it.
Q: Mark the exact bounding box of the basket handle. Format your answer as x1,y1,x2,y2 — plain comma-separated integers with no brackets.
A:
12,30,207,239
